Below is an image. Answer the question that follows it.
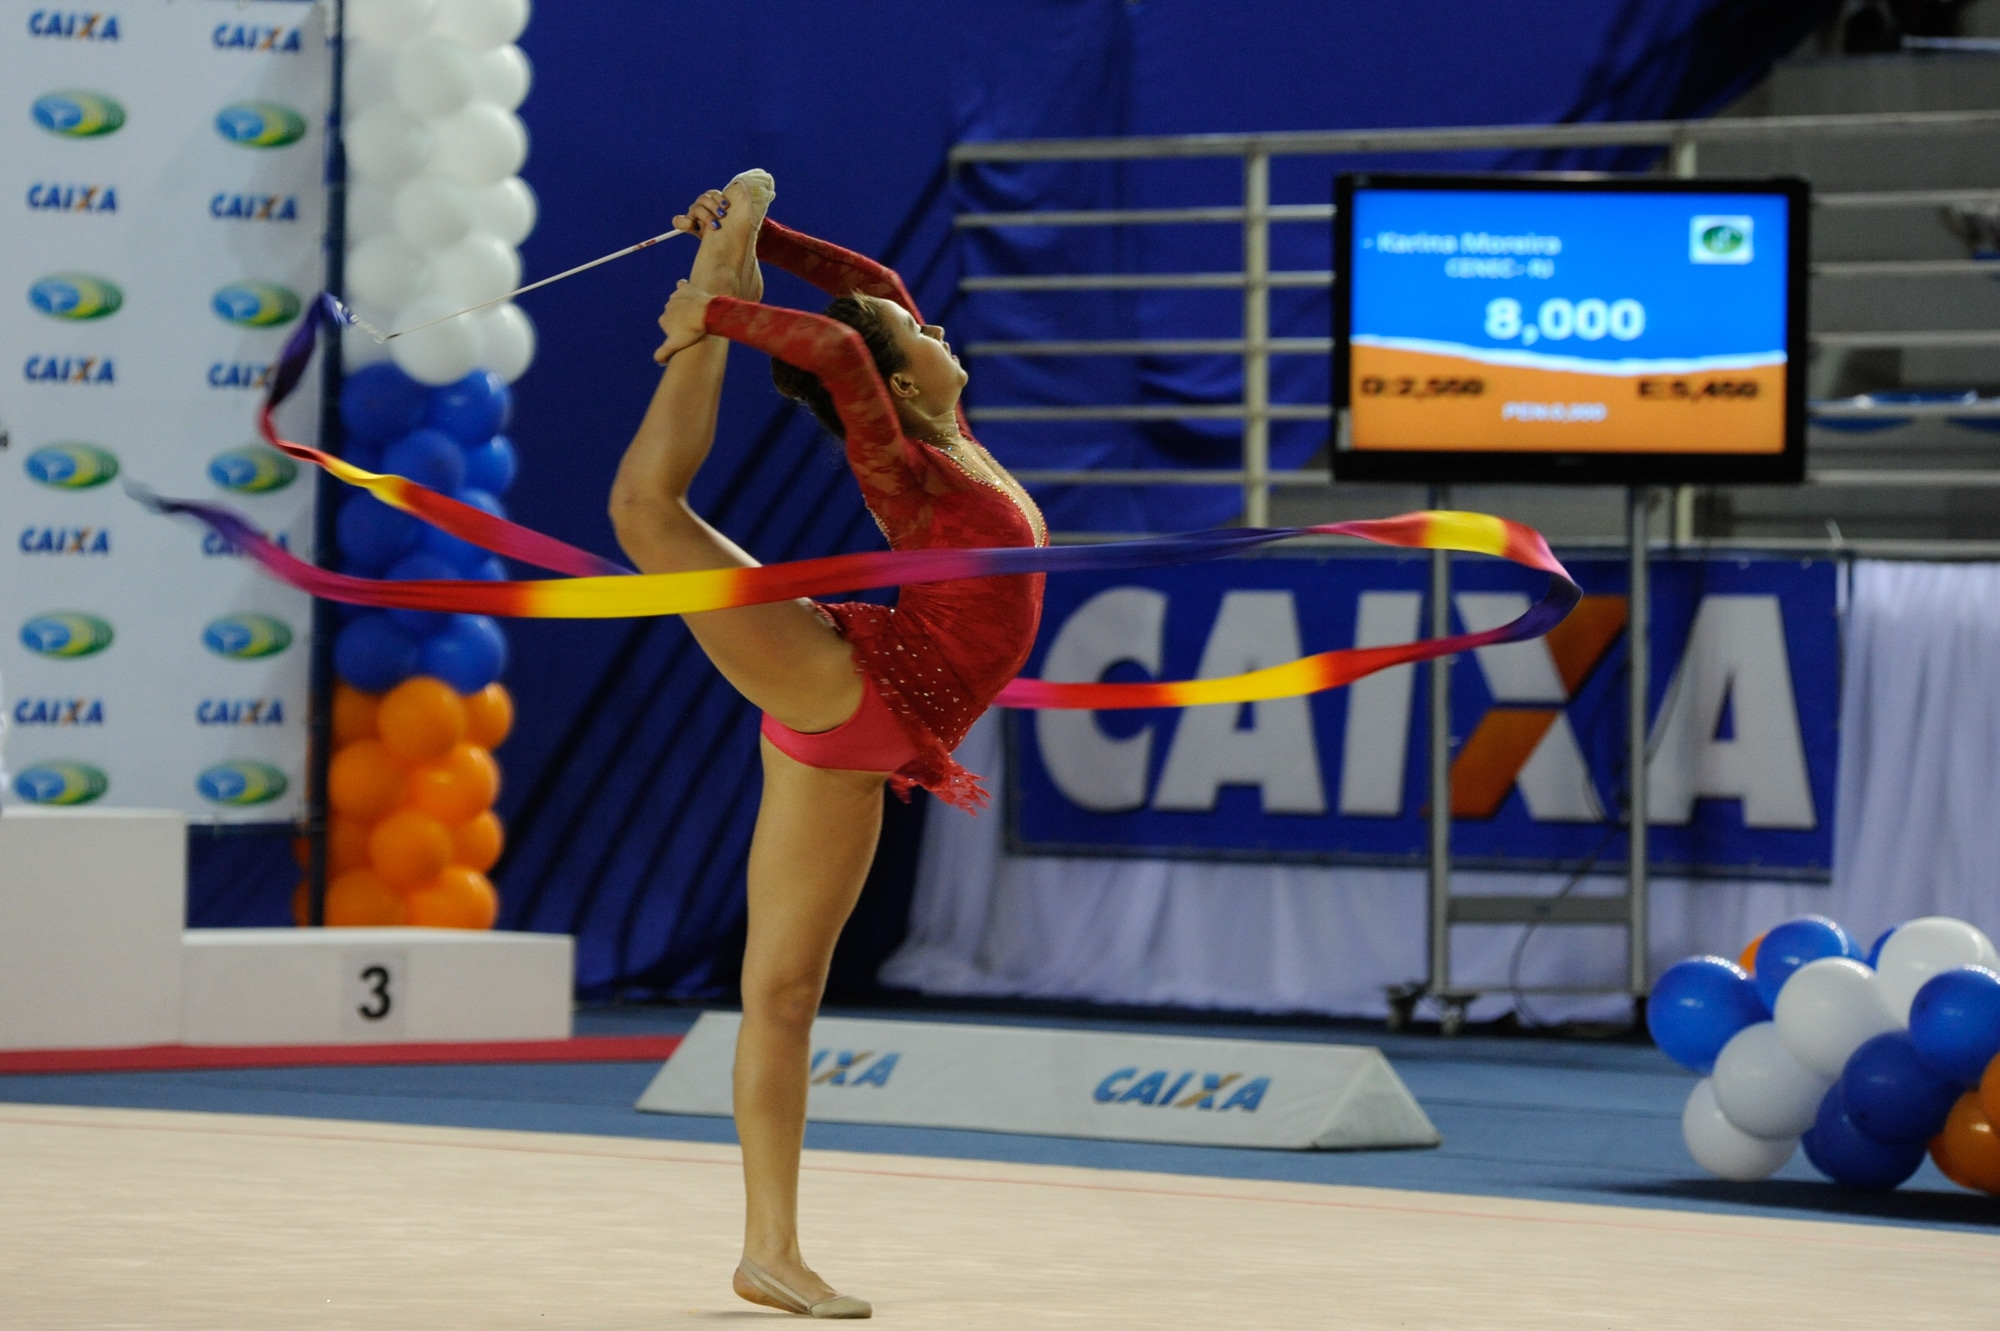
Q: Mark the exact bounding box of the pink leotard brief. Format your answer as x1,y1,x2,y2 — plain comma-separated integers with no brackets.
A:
759,672,921,774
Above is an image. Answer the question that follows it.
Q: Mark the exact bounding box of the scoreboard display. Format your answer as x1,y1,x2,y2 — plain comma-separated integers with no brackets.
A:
1332,174,1808,484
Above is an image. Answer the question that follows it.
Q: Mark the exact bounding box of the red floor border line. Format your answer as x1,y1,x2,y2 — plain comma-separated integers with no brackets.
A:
0,1034,683,1075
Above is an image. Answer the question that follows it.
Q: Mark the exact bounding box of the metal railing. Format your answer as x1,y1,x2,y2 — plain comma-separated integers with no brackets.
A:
950,109,2000,530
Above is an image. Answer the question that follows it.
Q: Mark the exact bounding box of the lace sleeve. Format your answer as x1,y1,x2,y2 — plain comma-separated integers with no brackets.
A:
703,295,928,504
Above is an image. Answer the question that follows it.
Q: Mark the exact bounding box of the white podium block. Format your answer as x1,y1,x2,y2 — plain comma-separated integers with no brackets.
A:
181,928,574,1045
0,808,186,1051
640,1013,1441,1151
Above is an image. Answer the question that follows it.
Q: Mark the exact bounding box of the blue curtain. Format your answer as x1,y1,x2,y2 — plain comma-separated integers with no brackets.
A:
192,0,1832,998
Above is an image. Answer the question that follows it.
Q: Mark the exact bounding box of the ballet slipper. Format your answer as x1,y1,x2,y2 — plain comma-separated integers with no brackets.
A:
735,1257,871,1319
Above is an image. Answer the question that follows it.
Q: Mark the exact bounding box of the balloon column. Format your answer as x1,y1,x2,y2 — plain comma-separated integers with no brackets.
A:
1652,915,2000,1195
299,0,534,928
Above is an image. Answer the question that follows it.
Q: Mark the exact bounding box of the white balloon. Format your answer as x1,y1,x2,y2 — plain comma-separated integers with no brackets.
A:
1876,917,1999,1023
344,105,432,185
346,180,398,241
1773,957,1898,1080
392,36,478,120
431,0,530,51
343,41,398,111
427,233,521,305
342,318,393,369
1683,1079,1796,1182
347,0,437,44
475,302,535,382
470,177,536,245
1712,1021,1832,1139
429,103,528,187
390,295,482,385
469,44,531,110
392,175,476,250
345,234,426,312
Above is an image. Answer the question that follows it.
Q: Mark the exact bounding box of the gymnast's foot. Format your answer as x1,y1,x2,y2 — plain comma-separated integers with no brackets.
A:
734,1251,869,1319
723,168,774,301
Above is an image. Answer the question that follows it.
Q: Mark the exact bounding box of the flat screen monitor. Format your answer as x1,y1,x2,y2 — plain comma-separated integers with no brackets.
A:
1331,173,1808,485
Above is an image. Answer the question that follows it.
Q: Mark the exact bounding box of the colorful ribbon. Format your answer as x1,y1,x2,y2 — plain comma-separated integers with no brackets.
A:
140,294,1581,710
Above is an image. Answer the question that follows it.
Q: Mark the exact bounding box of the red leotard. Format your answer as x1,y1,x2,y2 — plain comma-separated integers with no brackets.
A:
700,220,1046,811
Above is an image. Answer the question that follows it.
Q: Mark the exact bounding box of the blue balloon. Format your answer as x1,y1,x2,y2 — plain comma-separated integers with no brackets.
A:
341,437,383,473
383,553,460,635
338,363,428,441
1800,1082,1927,1191
334,613,419,692
417,488,505,571
335,493,419,572
466,556,508,581
381,428,468,495
1755,916,1855,1011
1841,1031,1961,1144
1908,965,2000,1087
1648,956,1766,1073
420,614,507,693
462,434,518,494
423,370,511,444
1866,926,1896,968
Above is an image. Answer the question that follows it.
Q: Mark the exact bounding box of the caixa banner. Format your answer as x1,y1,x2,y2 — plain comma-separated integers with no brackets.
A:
1010,552,1838,879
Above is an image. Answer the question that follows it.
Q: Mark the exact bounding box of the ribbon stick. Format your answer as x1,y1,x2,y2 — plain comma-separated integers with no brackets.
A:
145,295,1580,710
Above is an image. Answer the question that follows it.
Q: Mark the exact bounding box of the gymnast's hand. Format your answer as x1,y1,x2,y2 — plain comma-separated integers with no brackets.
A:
654,279,714,363
673,188,729,236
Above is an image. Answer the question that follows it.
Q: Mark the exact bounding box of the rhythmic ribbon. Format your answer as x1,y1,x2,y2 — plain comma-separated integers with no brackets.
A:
141,294,1580,710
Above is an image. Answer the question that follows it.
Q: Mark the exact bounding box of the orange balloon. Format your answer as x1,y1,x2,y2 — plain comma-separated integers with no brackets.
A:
328,815,374,875
292,836,311,869
1981,1050,2000,1129
377,676,468,764
406,743,500,824
368,809,455,888
452,810,505,873
328,739,407,820
1931,1092,2000,1194
405,865,498,930
332,683,381,746
462,683,514,749
1738,933,1765,974
325,868,407,927
291,879,309,926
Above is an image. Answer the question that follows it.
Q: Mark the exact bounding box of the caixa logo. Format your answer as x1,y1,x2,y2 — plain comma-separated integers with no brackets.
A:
12,762,108,806
26,442,119,489
809,1049,899,1088
27,183,117,214
31,274,122,320
24,355,114,384
19,526,110,555
1093,1068,1272,1113
20,612,112,658
213,282,300,328
197,761,288,806
210,446,297,494
32,91,124,137
213,22,302,52
215,102,305,149
13,697,105,726
203,614,293,659
28,11,119,40
208,362,272,390
196,698,285,726
211,193,297,223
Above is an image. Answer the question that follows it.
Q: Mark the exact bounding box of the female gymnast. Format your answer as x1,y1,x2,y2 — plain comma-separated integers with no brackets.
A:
611,171,1046,1319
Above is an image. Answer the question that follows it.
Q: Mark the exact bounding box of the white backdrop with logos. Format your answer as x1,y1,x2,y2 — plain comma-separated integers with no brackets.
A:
0,1,327,820
882,560,2000,1021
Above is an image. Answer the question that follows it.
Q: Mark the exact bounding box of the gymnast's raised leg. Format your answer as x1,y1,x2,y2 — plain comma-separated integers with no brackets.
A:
607,173,876,1317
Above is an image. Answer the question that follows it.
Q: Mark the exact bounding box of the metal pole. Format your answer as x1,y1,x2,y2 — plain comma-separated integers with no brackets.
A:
1627,487,1651,999
306,0,349,928
1242,150,1270,527
1670,137,1698,551
1427,484,1452,996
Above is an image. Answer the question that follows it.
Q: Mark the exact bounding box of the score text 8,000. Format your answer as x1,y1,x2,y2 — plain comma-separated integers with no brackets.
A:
1485,297,1643,346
